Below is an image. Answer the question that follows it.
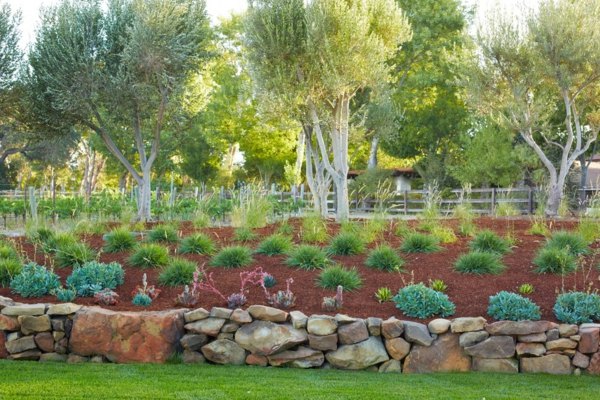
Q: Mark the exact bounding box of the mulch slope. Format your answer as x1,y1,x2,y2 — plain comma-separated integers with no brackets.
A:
1,217,598,322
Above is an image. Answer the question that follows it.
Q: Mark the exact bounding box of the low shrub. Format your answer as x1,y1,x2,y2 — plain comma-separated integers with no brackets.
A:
27,227,55,246
276,220,294,235
375,287,393,303
233,227,258,242
103,228,137,253
533,247,577,275
210,246,253,268
54,287,77,302
394,220,412,238
179,233,216,255
364,245,404,272
392,283,456,318
73,220,108,236
10,263,61,298
429,279,448,293
430,226,458,244
553,291,600,324
256,235,293,256
545,231,589,256
454,251,506,275
132,293,152,307
66,261,125,297
286,245,329,270
578,218,600,244
316,265,362,291
301,214,329,243
487,291,541,321
469,230,511,255
327,233,365,256
360,217,387,243
0,244,19,260
147,225,179,243
128,244,170,268
158,258,197,287
192,212,211,229
400,233,440,253
54,242,96,268
0,258,22,287
44,232,77,253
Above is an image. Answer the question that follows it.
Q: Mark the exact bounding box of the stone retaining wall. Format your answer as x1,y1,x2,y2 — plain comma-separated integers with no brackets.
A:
1,296,599,374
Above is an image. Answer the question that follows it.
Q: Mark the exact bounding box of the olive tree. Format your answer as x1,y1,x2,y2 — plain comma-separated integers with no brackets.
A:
468,0,600,216
245,0,411,221
28,0,211,220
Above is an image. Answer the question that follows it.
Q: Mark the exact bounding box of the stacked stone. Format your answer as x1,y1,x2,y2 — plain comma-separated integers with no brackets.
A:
0,300,81,362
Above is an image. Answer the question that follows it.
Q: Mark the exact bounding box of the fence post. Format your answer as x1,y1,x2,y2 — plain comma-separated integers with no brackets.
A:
28,186,37,222
491,188,497,215
528,188,534,215
404,190,408,215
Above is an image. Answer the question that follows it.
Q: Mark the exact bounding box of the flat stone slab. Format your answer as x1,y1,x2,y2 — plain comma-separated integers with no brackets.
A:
451,317,486,333
1,304,46,316
485,321,557,336
472,358,518,373
47,303,82,316
464,336,515,359
234,321,307,356
520,354,571,375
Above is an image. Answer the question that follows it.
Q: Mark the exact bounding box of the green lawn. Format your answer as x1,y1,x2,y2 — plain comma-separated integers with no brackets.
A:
0,360,599,400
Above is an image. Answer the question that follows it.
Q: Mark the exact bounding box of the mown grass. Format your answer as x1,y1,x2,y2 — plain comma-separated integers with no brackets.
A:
0,361,599,400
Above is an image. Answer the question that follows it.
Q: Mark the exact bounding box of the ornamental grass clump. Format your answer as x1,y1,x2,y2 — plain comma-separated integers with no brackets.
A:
0,258,22,287
256,234,293,256
454,251,506,275
301,214,329,243
147,225,179,244
66,261,125,296
158,258,197,286
54,242,96,268
210,246,254,268
469,230,511,255
545,231,589,256
316,265,362,291
103,228,137,253
487,291,541,321
553,291,600,324
10,263,61,298
233,227,258,242
364,244,404,272
392,283,455,318
179,233,216,255
128,244,169,268
400,233,440,253
286,245,329,270
327,232,365,256
533,246,577,275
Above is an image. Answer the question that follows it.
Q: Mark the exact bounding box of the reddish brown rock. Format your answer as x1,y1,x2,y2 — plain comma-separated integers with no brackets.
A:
246,354,268,366
381,318,403,339
69,307,185,363
403,334,471,373
578,328,599,354
34,332,55,353
587,353,600,375
384,337,411,360
308,333,337,351
0,315,19,331
572,352,590,369
337,320,368,345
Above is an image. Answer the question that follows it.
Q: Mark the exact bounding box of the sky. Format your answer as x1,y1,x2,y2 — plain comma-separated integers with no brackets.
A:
2,0,532,49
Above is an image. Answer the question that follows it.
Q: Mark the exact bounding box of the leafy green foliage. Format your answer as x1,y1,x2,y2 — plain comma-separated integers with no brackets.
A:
327,233,365,256
394,220,412,237
429,279,448,293
375,287,393,303
233,227,258,242
132,293,152,307
256,235,293,256
103,228,137,253
148,225,179,244
158,258,196,287
518,283,534,295
263,273,276,288
0,258,22,287
392,283,456,318
54,242,96,268
66,261,125,297
179,233,215,255
316,265,362,291
286,245,329,270
54,287,76,302
469,230,511,254
364,245,404,272
454,251,506,275
533,247,577,275
44,232,77,254
488,291,541,321
578,218,600,244
128,244,169,268
10,263,61,298
553,292,600,324
301,214,329,243
545,231,589,256
400,233,440,253
430,225,458,244
210,246,253,268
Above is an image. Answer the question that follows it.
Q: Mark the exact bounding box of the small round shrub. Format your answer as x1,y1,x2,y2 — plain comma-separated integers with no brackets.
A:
454,251,506,275
210,246,253,268
256,235,293,256
233,227,258,242
400,233,440,253
430,226,458,244
533,247,577,275
546,231,589,256
54,242,96,268
327,233,365,256
0,258,22,287
128,244,170,268
103,228,137,253
66,261,125,296
469,230,510,255
263,273,276,288
365,245,404,272
553,291,600,324
54,287,77,302
487,291,541,321
317,265,363,291
286,245,329,270
10,263,61,298
132,293,152,307
392,283,456,318
179,233,215,255
0,244,19,260
159,258,197,286
147,225,179,243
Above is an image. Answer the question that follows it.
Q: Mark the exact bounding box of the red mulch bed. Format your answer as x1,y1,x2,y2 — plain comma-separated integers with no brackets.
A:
1,217,599,322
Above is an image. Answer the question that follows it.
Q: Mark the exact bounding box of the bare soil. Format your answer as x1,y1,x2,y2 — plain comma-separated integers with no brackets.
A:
2,217,599,322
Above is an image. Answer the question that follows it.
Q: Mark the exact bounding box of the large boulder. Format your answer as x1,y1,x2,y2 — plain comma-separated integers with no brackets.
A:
307,316,337,336
451,317,486,333
0,315,19,331
428,319,451,334
184,317,226,337
520,354,571,375
472,358,518,373
485,321,557,336
18,315,51,335
5,335,37,354
516,342,546,357
578,328,599,354
381,318,403,339
337,320,368,345
459,331,489,348
69,307,185,363
308,334,338,351
403,334,471,373
1,304,46,317
247,305,288,322
403,321,434,346
234,321,307,356
201,339,246,365
325,336,389,370
384,337,411,360
289,311,308,329
267,346,324,368
587,353,600,375
464,336,515,359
